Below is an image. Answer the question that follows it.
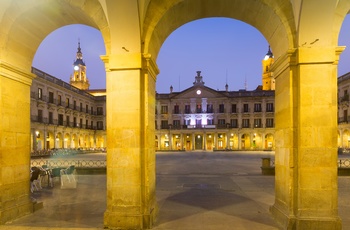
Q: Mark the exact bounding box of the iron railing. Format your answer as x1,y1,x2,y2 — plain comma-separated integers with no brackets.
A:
31,159,106,168
338,159,350,168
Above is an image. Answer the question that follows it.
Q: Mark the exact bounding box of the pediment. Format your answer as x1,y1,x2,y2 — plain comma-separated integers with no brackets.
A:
171,86,226,99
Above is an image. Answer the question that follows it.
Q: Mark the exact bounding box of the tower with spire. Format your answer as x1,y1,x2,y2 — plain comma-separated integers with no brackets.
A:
262,46,274,90
70,41,90,90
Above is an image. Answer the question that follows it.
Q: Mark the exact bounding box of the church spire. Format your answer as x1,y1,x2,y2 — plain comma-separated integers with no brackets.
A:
70,40,90,90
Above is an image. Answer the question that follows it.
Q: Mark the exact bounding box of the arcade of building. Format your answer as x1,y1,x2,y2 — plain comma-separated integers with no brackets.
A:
31,44,350,152
3,1,350,229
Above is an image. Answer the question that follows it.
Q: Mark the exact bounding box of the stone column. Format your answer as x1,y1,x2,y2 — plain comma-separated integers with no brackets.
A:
102,53,158,229
0,61,35,223
238,133,242,150
203,133,206,150
32,128,37,152
270,48,343,229
192,133,195,150
43,127,47,150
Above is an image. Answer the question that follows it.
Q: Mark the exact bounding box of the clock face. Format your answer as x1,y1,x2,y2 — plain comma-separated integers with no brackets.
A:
196,89,201,95
74,65,79,71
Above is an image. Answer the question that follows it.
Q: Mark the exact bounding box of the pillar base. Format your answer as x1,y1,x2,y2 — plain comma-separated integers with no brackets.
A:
0,199,34,224
270,204,342,230
104,205,158,230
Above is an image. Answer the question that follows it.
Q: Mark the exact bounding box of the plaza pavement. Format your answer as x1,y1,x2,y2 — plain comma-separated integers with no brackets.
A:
1,151,350,230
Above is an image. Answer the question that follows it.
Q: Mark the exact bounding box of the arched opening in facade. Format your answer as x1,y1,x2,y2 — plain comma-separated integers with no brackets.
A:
0,1,349,229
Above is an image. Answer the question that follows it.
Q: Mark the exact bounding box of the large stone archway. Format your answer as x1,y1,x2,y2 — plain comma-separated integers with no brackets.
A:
1,1,350,229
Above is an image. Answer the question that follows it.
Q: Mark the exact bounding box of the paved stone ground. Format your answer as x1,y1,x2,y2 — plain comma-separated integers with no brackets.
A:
1,151,350,230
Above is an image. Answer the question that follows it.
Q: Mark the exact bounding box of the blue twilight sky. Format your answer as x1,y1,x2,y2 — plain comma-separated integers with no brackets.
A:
33,16,350,93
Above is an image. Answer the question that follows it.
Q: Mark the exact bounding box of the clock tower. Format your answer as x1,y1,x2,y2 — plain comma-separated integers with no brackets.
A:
262,46,274,90
70,41,90,90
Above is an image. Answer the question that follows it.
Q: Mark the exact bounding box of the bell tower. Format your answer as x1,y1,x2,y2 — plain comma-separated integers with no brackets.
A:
70,41,90,90
262,46,274,90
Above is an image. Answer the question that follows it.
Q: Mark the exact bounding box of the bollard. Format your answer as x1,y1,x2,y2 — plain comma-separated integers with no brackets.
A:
261,157,275,175
261,157,271,168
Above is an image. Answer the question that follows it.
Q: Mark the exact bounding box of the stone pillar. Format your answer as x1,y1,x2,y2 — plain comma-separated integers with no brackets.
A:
262,132,266,150
203,133,206,150
192,133,195,150
103,53,158,229
238,133,242,150
270,48,343,229
0,62,35,223
43,128,47,150
32,129,37,151
169,132,173,150
226,132,230,149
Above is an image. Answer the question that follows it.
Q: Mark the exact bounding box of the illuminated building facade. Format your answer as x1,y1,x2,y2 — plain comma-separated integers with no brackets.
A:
155,71,275,151
338,72,350,148
30,43,106,152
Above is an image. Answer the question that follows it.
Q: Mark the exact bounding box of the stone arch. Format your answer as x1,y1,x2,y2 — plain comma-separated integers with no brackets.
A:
241,133,250,150
342,129,350,148
64,133,71,149
1,1,350,229
142,0,295,61
0,0,110,71
265,133,274,150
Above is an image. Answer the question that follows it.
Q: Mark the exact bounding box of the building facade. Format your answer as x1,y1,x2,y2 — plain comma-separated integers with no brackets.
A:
155,71,275,151
30,43,106,152
338,72,350,148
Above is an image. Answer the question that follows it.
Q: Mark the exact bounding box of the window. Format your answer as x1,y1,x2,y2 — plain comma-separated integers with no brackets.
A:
207,119,214,125
38,88,42,99
243,104,249,113
48,92,54,103
58,114,63,126
38,110,43,122
196,104,202,113
49,112,53,124
74,100,77,110
58,95,62,105
196,119,202,126
80,102,83,112
73,117,77,127
184,119,190,125
91,121,94,129
218,119,225,127
254,103,262,112
91,106,94,115
242,119,250,128
174,105,179,114
86,104,89,113
66,116,70,127
230,119,238,128
207,104,213,113
231,104,237,113
161,120,168,129
266,118,274,127
97,121,104,130
266,103,274,112
185,105,191,114
86,119,88,128
97,107,103,115
254,118,262,128
80,118,83,128
219,104,225,113
161,105,168,114
173,120,180,128
66,98,70,108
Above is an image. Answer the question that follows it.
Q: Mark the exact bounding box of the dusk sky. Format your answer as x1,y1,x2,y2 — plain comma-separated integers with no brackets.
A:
33,16,350,93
